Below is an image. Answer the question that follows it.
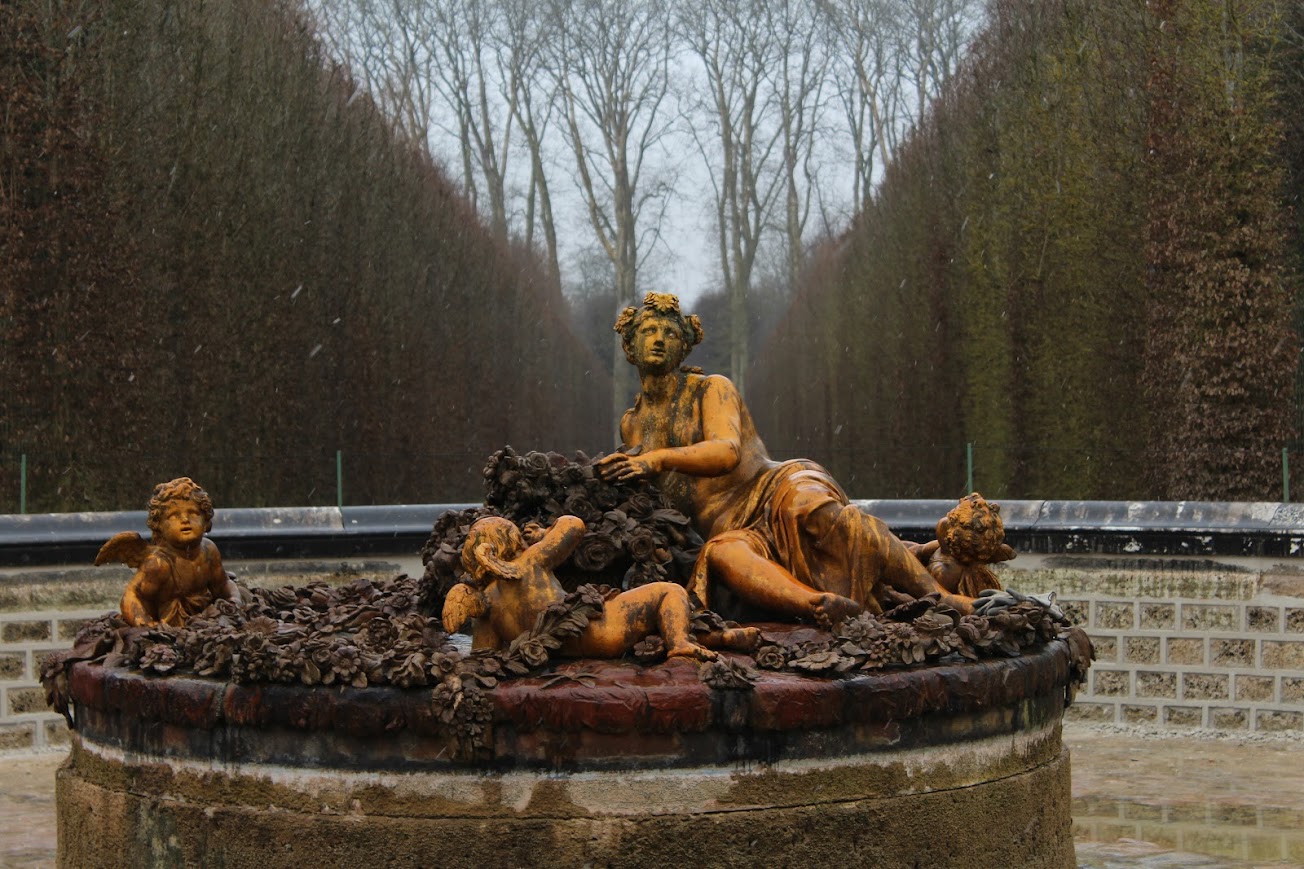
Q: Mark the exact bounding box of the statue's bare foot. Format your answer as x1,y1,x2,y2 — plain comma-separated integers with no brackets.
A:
718,626,761,651
695,626,760,651
813,593,862,630
668,642,718,661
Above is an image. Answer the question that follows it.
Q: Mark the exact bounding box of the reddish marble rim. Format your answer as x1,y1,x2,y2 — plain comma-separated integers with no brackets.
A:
66,636,1073,771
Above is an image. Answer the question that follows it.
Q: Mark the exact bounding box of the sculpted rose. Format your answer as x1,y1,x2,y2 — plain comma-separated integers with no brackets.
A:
573,533,621,572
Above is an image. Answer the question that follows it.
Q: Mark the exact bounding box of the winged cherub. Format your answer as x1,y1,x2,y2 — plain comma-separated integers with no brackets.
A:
96,477,240,626
908,492,1014,597
443,515,758,660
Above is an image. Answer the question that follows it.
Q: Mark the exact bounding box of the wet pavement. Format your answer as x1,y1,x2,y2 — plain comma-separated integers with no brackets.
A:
1,722,1301,868
0,750,60,869
1070,724,1304,869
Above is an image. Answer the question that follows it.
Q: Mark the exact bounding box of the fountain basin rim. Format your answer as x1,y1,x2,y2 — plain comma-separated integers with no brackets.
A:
66,640,1073,771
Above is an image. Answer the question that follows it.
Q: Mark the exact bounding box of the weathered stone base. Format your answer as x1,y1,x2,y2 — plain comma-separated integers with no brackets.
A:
57,729,1074,868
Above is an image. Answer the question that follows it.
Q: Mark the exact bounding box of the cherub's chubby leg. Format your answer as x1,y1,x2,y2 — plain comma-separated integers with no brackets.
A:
649,583,716,660
575,584,716,660
705,539,862,628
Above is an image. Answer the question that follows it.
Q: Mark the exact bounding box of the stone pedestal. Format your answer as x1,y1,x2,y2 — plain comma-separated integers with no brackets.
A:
57,640,1078,868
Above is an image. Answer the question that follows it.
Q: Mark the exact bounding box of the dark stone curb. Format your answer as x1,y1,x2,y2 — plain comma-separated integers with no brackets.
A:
5,500,1302,566
0,504,475,566
857,499,1304,558
66,640,1072,771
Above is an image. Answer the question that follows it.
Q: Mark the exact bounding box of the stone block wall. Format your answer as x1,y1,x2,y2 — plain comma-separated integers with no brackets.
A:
1012,561,1304,732
6,555,1304,750
0,559,405,753
0,609,99,751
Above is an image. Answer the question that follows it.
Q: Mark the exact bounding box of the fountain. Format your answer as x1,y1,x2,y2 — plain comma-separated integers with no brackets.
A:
43,294,1092,868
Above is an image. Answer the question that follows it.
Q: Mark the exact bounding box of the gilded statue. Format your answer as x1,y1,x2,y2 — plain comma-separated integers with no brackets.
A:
908,492,1013,597
443,515,759,659
596,292,979,623
96,477,240,627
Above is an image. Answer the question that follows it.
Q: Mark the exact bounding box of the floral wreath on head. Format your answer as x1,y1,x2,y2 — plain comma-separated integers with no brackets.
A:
613,292,705,350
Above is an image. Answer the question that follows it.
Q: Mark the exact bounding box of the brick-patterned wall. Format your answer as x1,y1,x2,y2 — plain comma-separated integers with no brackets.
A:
0,558,407,753
0,609,100,751
5,557,1302,749
1012,562,1304,732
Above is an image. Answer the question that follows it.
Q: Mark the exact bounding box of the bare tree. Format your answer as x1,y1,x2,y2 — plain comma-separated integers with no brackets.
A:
310,0,520,241
497,0,561,280
425,0,515,239
820,0,904,210
547,0,678,418
894,0,981,131
678,0,786,394
763,0,831,295
309,0,439,157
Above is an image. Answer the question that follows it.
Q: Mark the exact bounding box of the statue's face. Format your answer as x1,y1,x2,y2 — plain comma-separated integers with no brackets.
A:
630,314,686,373
159,500,205,547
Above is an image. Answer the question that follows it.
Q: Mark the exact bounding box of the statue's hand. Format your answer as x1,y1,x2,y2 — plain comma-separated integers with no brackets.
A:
596,451,658,482
971,587,1063,620
971,588,1019,616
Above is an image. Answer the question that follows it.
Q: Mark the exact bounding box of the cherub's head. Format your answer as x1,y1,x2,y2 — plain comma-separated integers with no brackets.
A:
146,477,214,547
613,292,705,371
936,493,1014,565
461,517,525,584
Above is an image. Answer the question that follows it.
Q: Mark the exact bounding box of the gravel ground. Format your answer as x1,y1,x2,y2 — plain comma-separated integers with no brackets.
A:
1,722,1301,868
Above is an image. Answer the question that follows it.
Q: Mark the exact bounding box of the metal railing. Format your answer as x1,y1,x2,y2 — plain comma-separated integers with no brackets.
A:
2,442,1300,514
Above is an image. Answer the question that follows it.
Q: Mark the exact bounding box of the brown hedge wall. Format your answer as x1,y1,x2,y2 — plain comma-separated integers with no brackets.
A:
0,0,609,512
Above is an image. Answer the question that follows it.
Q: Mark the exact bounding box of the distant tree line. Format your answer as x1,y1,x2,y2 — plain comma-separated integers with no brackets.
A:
0,0,609,512
308,0,984,410
751,0,1302,501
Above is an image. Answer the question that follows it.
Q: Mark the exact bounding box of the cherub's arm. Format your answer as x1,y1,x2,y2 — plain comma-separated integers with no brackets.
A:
907,539,941,564
524,515,586,571
599,376,742,481
120,554,170,626
202,539,240,603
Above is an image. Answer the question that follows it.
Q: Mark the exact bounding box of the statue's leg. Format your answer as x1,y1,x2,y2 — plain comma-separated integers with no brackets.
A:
704,539,861,625
858,513,974,614
575,584,716,659
652,584,716,660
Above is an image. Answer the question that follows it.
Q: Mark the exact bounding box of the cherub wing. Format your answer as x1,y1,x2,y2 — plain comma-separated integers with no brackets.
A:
442,583,489,633
95,531,151,569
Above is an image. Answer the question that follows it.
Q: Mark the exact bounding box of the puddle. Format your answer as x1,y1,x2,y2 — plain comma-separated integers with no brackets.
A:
1075,796,1304,868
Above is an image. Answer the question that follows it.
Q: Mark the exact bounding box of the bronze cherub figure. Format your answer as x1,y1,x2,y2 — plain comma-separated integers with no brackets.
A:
97,477,240,626
443,515,757,659
910,492,1014,597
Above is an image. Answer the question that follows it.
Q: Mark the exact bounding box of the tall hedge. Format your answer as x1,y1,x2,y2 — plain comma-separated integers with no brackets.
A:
1,0,609,512
752,0,1298,501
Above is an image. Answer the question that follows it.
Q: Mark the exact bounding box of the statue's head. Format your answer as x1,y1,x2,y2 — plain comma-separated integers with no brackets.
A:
613,292,704,370
461,516,525,583
936,493,1014,566
146,477,214,540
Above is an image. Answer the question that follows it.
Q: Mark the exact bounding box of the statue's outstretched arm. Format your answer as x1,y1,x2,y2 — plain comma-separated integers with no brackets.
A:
528,515,586,571
599,376,743,481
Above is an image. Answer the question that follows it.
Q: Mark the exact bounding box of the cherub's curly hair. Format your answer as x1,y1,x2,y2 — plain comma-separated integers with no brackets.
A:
613,292,704,365
461,516,524,584
939,493,1006,564
146,477,214,539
